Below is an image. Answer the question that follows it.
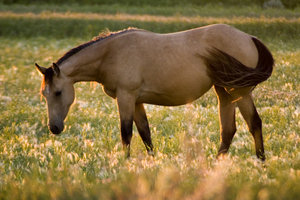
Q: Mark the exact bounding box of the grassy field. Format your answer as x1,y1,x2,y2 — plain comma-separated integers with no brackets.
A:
0,3,299,200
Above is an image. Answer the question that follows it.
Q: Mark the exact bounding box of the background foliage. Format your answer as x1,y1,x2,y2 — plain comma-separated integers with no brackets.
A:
1,0,300,8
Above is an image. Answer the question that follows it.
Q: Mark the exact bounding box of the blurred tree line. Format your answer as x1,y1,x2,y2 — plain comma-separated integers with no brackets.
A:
0,0,298,9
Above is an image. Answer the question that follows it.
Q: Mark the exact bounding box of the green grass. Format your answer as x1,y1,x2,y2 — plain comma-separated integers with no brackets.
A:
0,4,299,200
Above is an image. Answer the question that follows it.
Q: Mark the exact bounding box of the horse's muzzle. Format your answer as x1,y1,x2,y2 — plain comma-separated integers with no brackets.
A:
48,123,64,135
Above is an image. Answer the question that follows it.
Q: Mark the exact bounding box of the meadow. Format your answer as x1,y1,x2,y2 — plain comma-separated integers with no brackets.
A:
0,3,299,200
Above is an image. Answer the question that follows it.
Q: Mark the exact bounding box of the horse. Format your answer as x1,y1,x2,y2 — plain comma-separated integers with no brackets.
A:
35,24,274,160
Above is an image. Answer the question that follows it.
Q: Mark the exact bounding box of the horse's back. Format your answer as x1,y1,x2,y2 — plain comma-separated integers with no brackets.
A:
133,24,258,68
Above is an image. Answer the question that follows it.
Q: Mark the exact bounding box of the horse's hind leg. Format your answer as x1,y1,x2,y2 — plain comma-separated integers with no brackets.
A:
214,86,237,157
134,103,154,155
237,94,265,161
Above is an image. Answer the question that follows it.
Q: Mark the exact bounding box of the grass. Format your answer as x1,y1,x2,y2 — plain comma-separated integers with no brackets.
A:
0,3,299,200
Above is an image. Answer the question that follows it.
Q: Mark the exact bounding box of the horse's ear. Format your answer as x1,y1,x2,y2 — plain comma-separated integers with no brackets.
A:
52,63,60,76
35,63,47,75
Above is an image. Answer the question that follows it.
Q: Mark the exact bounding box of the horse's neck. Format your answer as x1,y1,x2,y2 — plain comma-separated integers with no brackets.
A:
60,43,107,83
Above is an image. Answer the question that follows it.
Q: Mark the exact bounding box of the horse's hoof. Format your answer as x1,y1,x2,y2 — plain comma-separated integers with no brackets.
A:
147,150,155,157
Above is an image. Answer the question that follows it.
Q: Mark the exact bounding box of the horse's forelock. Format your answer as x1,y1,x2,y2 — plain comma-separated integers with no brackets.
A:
44,67,55,84
40,67,54,93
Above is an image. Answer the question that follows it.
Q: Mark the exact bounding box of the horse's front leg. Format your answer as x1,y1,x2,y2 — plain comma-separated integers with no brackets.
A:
134,103,154,156
117,89,136,158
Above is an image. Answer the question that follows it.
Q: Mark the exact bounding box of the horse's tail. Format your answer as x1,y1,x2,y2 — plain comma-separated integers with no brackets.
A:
202,37,274,88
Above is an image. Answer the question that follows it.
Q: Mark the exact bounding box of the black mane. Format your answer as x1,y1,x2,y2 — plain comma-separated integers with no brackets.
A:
56,28,137,65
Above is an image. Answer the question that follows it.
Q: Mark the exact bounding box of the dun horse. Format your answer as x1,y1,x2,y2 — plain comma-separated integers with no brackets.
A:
35,24,273,160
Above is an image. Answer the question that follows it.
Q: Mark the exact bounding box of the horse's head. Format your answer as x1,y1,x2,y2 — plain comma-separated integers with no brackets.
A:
35,63,75,134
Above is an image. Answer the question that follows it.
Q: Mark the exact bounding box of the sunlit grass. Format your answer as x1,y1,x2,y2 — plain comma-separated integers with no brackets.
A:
0,4,299,199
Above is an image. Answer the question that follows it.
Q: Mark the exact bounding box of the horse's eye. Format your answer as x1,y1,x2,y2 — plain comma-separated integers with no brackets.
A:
55,91,62,97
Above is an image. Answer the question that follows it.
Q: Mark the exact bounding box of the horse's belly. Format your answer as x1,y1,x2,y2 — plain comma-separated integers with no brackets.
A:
137,77,212,106
136,92,204,106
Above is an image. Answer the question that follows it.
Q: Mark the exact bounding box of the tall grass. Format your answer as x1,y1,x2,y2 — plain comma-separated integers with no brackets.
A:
0,4,299,200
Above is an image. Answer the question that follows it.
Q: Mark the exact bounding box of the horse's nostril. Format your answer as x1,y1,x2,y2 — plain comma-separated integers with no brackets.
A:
49,125,61,135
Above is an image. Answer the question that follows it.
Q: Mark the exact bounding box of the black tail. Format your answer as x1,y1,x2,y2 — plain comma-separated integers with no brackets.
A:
202,37,274,88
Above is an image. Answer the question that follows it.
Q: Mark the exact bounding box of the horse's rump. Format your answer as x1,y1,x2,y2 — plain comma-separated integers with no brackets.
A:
201,37,274,88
